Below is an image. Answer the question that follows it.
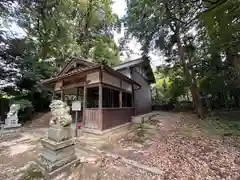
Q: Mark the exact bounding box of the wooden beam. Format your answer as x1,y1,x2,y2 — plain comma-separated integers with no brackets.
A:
61,82,85,90
102,83,132,93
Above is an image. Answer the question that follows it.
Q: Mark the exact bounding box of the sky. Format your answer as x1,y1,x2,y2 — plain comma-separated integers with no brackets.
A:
111,0,164,67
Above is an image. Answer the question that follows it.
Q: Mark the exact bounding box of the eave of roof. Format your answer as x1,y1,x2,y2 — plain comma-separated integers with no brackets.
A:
113,58,143,70
114,58,156,84
42,64,141,88
42,64,101,85
103,66,141,88
57,56,95,76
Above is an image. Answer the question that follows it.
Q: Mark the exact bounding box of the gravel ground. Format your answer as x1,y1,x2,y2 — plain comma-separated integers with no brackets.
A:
1,112,239,180
112,112,240,180
52,157,161,180
0,127,159,180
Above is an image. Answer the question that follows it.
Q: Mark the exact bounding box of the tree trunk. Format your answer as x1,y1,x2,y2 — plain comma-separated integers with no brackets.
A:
190,84,204,117
80,0,93,57
176,36,204,118
164,2,204,118
231,89,240,108
226,51,240,108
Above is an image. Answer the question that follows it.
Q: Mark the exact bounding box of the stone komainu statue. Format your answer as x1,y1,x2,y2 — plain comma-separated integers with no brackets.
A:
49,100,72,127
7,104,20,118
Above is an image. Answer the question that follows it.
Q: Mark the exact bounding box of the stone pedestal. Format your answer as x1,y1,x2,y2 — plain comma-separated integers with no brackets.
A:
37,125,79,177
3,114,21,129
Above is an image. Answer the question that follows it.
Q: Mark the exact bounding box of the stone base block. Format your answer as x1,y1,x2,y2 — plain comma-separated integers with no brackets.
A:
38,149,79,173
37,157,80,179
41,138,75,151
42,146,75,161
48,126,73,142
3,123,21,129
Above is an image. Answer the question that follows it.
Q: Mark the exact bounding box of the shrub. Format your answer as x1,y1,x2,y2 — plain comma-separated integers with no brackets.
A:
12,99,34,123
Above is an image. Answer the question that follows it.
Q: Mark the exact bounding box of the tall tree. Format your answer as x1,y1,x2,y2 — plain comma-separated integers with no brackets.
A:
17,0,119,65
201,0,240,107
124,0,205,117
0,0,121,111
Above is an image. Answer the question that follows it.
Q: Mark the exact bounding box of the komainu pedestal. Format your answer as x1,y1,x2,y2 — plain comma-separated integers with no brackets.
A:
37,100,79,177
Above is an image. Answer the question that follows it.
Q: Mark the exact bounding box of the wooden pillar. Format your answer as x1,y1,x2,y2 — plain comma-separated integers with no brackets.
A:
52,91,55,100
132,84,136,116
99,84,102,108
130,67,136,115
99,67,103,109
99,67,103,130
120,80,122,108
74,87,80,137
119,91,122,108
83,85,87,108
76,87,80,100
83,84,87,126
61,90,65,101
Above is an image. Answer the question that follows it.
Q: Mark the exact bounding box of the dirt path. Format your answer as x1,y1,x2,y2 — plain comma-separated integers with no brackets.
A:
0,111,240,180
0,126,161,180
0,128,46,180
107,111,240,180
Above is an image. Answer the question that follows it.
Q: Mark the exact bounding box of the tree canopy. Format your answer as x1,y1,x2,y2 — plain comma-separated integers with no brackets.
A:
1,0,240,118
123,0,240,116
0,0,121,114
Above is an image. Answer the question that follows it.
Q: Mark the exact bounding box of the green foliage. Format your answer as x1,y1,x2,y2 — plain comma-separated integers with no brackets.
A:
12,99,33,123
152,76,172,104
152,69,187,105
169,77,187,101
17,0,120,65
200,0,240,53
0,0,120,114
124,0,206,117
1,0,240,116
89,36,120,66
123,0,240,114
13,99,33,110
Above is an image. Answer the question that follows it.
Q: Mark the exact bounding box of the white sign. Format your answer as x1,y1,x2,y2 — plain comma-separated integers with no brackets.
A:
72,101,81,111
